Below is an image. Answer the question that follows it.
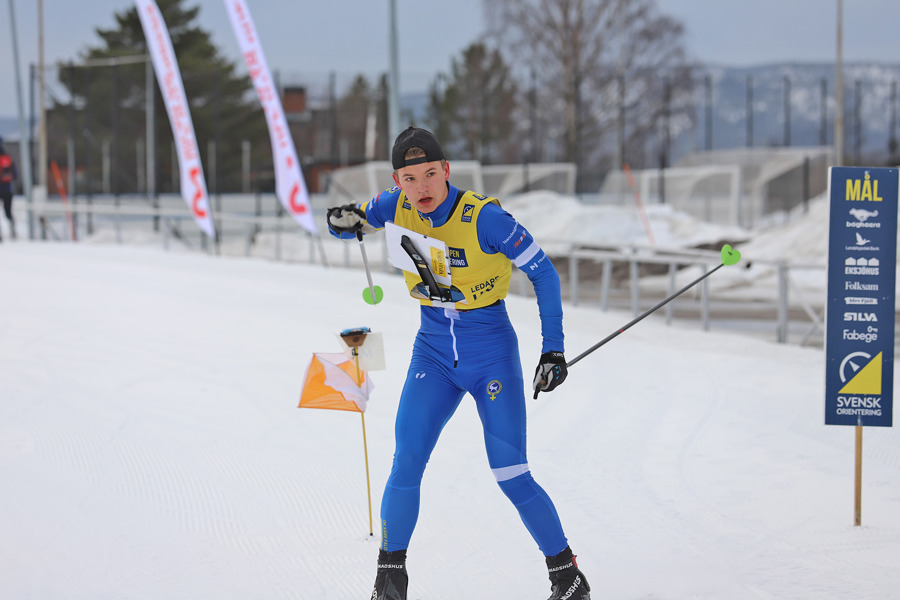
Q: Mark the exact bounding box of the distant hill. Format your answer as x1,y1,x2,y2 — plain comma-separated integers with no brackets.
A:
401,62,900,162
679,61,900,160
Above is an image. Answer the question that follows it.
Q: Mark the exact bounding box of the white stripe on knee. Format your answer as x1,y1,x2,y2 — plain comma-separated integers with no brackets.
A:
492,463,529,482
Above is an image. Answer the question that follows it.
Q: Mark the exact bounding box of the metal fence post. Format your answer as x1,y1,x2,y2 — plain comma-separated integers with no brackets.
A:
666,261,677,324
569,250,579,306
630,257,639,316
777,262,789,343
600,258,612,311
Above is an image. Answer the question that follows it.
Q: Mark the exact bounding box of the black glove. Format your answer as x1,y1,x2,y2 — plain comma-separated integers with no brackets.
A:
326,204,376,236
532,351,568,399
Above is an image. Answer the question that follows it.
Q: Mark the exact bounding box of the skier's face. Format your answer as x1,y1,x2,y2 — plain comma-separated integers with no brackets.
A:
393,160,450,214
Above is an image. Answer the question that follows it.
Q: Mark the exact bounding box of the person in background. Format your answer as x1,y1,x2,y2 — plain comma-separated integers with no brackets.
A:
326,127,591,600
0,137,18,242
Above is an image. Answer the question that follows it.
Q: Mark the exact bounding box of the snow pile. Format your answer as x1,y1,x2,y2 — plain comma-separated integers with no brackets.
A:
502,190,750,252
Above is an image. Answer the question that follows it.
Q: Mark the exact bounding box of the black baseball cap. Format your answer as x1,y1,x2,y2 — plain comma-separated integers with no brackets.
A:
391,126,445,170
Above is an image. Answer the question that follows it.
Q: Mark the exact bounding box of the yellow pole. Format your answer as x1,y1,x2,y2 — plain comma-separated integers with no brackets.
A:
353,347,374,536
854,425,862,526
361,412,373,537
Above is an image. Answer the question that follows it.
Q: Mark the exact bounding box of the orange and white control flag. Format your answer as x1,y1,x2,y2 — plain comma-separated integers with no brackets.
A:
299,353,373,413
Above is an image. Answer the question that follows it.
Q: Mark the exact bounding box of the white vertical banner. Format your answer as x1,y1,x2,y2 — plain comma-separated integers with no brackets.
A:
225,0,318,235
135,0,215,239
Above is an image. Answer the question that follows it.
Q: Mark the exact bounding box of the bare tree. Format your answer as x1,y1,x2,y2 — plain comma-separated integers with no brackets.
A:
488,0,694,191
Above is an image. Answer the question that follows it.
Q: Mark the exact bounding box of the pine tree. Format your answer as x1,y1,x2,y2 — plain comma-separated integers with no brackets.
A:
49,0,267,195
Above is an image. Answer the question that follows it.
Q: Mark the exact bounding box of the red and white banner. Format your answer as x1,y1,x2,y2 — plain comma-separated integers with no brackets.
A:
225,0,317,235
135,0,215,239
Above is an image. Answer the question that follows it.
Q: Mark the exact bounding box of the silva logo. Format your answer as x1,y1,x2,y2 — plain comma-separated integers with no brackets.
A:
487,380,503,401
461,203,476,223
844,312,878,322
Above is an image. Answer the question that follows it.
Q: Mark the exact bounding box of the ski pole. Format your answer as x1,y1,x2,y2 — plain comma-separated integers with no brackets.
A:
566,244,742,369
357,230,383,305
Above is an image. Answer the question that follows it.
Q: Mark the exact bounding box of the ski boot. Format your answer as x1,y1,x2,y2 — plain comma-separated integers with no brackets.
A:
546,546,591,600
370,549,408,600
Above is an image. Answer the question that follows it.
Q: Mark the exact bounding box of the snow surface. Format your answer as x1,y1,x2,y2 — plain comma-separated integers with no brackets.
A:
1,195,899,600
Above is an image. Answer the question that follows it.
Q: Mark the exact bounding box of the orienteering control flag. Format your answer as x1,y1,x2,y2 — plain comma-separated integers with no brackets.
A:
135,0,215,238
299,353,373,413
225,0,318,235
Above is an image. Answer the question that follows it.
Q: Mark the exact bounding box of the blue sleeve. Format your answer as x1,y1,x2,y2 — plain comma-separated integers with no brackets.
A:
326,186,401,240
478,203,564,353
360,186,402,229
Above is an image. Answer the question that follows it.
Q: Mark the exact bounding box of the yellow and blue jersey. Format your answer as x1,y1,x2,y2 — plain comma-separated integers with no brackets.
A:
358,183,564,354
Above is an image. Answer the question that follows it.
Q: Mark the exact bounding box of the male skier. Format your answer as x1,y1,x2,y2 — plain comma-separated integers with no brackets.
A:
327,127,591,600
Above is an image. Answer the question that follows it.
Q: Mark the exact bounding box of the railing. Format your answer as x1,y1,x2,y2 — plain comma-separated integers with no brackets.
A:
520,243,828,347
17,198,833,347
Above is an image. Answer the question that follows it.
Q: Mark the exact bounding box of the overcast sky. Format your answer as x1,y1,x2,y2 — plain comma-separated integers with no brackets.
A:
1,0,898,119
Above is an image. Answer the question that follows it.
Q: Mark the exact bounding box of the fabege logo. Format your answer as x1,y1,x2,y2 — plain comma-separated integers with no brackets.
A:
487,380,503,401
461,204,476,223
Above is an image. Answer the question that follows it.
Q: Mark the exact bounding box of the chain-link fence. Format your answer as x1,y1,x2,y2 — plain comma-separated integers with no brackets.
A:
2,62,898,204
